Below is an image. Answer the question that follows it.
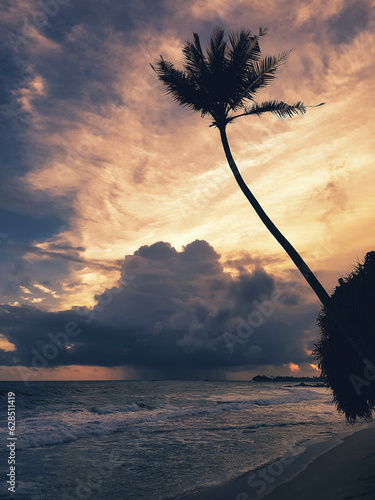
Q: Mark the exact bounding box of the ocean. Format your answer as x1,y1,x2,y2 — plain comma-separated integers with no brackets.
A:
0,380,368,499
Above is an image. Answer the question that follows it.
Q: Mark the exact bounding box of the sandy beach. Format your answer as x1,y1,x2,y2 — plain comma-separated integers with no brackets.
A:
179,426,375,500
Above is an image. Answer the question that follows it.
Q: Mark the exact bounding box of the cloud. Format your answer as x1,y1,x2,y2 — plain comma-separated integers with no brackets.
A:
327,0,374,45
310,162,350,225
0,239,319,378
1,0,374,367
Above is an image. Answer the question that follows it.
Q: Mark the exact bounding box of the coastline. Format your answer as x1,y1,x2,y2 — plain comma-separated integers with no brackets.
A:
177,425,375,500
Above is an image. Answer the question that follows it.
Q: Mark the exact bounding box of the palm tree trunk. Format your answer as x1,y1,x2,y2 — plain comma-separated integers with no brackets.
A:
219,125,368,362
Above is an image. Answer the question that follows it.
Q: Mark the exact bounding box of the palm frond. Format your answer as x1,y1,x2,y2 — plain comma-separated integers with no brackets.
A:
228,29,261,64
205,27,228,107
246,51,290,96
182,33,209,81
237,100,307,121
151,57,208,114
206,27,227,74
224,30,262,112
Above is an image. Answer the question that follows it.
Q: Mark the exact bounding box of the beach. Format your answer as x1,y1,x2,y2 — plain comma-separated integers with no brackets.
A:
1,380,372,499
180,426,375,500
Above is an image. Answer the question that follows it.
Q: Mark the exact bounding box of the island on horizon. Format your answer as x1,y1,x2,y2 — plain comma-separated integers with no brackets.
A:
252,375,325,382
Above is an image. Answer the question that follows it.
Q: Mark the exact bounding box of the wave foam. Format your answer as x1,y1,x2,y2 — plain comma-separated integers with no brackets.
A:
11,388,326,450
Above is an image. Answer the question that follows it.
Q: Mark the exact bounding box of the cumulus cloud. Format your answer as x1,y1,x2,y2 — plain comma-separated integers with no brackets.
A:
0,240,319,378
1,0,374,379
1,0,374,313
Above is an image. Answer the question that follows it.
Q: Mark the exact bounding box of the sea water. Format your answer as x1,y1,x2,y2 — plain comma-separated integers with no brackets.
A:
0,380,366,499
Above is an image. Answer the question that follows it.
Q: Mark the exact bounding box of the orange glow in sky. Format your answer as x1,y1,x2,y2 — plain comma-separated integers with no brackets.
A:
13,1,374,313
288,363,300,372
1,0,374,380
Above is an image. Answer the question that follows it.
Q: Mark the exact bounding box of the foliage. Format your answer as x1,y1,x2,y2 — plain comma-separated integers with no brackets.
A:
151,27,306,129
314,251,375,422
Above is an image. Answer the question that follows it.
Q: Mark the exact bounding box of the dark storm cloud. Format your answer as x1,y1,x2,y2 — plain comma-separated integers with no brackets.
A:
0,240,319,376
0,209,67,243
0,174,72,218
225,253,285,272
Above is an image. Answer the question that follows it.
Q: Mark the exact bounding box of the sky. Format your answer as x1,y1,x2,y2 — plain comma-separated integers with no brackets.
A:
0,0,374,381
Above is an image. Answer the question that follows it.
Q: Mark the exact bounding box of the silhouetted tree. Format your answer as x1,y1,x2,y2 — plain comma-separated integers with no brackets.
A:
151,27,373,414
314,251,375,422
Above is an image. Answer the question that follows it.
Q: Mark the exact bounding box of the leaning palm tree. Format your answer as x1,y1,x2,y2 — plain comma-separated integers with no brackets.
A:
151,27,372,388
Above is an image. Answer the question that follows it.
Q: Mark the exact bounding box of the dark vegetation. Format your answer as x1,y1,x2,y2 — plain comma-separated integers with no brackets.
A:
314,251,375,422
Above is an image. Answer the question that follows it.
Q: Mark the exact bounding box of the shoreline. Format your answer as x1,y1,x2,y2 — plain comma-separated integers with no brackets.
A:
176,425,375,500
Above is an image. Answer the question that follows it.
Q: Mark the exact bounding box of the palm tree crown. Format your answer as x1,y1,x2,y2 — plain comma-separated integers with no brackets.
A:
151,27,307,129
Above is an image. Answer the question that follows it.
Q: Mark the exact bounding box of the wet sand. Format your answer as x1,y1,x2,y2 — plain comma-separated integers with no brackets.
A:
179,426,375,500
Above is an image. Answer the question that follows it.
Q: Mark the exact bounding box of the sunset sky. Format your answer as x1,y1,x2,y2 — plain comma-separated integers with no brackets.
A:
0,0,374,381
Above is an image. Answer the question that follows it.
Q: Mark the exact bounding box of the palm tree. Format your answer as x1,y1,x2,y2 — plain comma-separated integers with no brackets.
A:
151,27,370,377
